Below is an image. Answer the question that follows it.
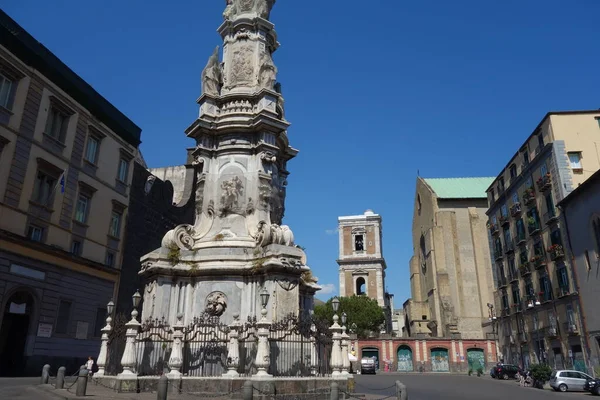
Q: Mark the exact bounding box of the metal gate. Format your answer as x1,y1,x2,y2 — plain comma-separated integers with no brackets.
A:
430,348,449,372
397,346,413,372
467,348,485,372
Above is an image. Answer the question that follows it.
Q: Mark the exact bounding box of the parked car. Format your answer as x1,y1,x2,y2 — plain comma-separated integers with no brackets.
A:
549,370,594,392
360,357,377,375
584,379,600,395
490,367,496,378
492,364,521,380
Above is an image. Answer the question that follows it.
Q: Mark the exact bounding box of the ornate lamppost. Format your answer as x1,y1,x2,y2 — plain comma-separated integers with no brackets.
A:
95,300,114,376
341,312,350,375
254,287,272,377
527,289,544,366
119,290,142,377
487,303,499,362
329,297,342,376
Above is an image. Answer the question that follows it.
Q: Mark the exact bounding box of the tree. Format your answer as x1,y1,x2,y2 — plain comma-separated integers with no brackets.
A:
314,296,385,338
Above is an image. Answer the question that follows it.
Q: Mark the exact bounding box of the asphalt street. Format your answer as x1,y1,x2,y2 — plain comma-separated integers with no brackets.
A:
0,377,55,399
354,373,592,400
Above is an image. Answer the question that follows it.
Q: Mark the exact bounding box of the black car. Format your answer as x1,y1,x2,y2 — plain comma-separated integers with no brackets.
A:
584,379,600,396
493,364,521,380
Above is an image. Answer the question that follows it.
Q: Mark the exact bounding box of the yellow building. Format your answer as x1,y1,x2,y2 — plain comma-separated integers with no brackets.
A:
486,110,600,371
0,10,141,375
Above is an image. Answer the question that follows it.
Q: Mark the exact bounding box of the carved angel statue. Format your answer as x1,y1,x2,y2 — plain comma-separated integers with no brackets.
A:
201,46,221,96
258,51,277,89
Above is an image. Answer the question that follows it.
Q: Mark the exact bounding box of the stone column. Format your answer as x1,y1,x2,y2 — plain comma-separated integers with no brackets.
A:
341,326,350,375
167,314,185,378
329,314,342,376
95,314,112,376
224,314,241,377
118,309,141,377
254,307,272,378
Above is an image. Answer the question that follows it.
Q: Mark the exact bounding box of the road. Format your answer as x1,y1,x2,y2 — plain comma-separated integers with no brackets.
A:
0,377,56,399
354,373,591,400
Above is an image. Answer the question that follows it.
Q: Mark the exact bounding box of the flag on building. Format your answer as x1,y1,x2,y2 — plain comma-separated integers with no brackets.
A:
55,168,68,194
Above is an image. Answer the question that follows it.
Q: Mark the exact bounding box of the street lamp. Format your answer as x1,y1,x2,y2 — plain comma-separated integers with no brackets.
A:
107,300,115,316
527,289,544,365
132,290,142,310
260,287,270,310
332,297,340,314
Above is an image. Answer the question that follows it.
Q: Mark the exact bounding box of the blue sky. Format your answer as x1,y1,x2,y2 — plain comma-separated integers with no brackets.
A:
4,1,599,304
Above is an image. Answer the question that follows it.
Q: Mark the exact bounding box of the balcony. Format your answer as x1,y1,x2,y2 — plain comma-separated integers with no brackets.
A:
505,241,515,254
497,275,508,289
546,326,558,338
519,262,532,277
539,290,553,303
531,255,547,270
510,203,522,217
544,208,559,225
499,215,510,227
489,223,499,236
501,308,510,317
536,173,552,192
508,269,519,283
564,322,579,335
516,233,527,246
556,285,572,298
512,301,523,313
518,332,527,343
549,244,565,261
523,188,536,207
527,220,541,236
494,248,504,261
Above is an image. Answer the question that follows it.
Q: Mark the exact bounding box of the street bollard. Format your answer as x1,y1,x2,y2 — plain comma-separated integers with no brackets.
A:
41,364,50,384
242,380,253,400
157,375,168,400
76,368,89,397
395,381,408,400
56,367,66,389
330,381,339,400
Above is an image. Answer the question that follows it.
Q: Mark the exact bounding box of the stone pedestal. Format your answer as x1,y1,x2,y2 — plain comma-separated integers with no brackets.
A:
330,315,342,376
95,315,112,377
341,326,350,375
167,314,184,379
224,314,241,377
254,308,272,378
118,310,141,378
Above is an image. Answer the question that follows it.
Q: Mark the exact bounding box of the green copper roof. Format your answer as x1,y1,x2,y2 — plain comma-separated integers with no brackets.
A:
423,177,495,199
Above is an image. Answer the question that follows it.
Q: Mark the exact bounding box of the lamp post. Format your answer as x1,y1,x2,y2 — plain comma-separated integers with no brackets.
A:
254,287,272,378
95,300,114,376
527,289,543,366
309,310,318,376
487,303,499,362
119,290,142,377
330,297,343,376
341,312,350,375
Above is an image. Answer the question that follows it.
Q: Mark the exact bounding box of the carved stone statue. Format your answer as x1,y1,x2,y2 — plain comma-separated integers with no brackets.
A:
258,51,277,90
202,46,221,96
219,176,244,216
223,0,275,21
205,292,227,316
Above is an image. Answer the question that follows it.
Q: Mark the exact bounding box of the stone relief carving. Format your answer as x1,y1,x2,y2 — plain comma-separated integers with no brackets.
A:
219,176,244,217
146,280,157,294
207,199,215,218
280,257,301,269
254,221,294,246
230,44,254,87
277,278,299,291
223,0,275,20
258,51,277,90
202,46,222,96
205,291,227,316
162,224,196,250
144,175,156,195
141,261,154,272
246,197,255,215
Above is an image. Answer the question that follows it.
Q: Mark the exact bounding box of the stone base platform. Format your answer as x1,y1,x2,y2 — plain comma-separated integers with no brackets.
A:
94,375,353,399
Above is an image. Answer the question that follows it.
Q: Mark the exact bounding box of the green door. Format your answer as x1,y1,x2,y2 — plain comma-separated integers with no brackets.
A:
431,348,449,372
397,346,414,372
467,348,485,372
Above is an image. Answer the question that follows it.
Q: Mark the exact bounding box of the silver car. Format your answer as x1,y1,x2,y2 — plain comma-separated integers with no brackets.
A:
549,370,593,392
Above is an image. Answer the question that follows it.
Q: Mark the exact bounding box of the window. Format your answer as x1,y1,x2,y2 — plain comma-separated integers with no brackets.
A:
501,204,508,218
523,150,530,167
354,234,364,251
512,193,519,204
55,300,72,334
109,211,122,238
33,170,57,205
537,133,544,149
539,275,553,302
540,164,547,177
105,251,115,267
550,229,562,246
45,106,69,142
525,279,534,299
117,158,129,182
568,152,582,171
498,178,505,192
28,225,43,242
0,73,13,109
71,240,81,256
557,265,569,290
516,218,525,241
74,194,89,223
84,136,99,164
504,229,512,248
512,285,521,305
356,277,366,295
93,308,107,337
490,189,495,202
510,165,517,179
533,240,544,257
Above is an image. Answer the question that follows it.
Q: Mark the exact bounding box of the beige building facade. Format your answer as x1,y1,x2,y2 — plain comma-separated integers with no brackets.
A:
0,11,141,375
404,177,495,340
486,110,600,371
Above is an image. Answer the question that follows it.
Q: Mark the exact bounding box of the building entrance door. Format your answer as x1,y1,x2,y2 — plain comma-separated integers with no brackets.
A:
361,348,380,370
467,348,485,372
430,348,449,372
397,346,414,372
0,291,34,376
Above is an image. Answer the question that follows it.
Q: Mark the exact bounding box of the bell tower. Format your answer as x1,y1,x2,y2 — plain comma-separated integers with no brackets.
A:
337,210,387,306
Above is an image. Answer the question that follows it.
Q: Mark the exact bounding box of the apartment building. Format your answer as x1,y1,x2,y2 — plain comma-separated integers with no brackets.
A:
0,10,141,375
486,110,600,373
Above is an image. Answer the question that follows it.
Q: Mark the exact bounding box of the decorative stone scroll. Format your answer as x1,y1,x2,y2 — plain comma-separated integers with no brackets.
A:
205,292,228,316
162,224,196,250
254,221,294,246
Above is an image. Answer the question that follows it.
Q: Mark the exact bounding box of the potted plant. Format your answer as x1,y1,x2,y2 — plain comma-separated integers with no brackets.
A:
529,363,552,389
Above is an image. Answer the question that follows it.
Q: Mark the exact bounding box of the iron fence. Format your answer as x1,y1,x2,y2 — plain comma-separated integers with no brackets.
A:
182,315,229,377
135,317,172,376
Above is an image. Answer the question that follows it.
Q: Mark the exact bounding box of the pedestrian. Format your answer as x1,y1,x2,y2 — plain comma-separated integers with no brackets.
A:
86,356,94,376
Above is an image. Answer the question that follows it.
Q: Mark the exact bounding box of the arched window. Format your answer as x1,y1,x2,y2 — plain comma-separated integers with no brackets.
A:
356,277,366,295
